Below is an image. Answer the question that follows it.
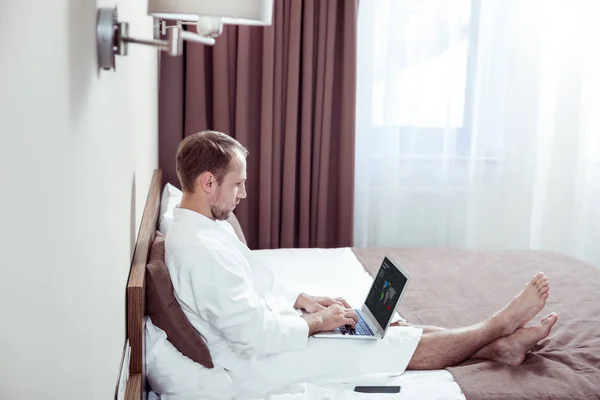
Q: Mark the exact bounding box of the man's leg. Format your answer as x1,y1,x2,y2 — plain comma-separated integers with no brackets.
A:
396,312,558,366
405,272,551,370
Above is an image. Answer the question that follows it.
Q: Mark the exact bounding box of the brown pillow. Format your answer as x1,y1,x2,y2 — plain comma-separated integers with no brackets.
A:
227,212,247,245
146,231,214,368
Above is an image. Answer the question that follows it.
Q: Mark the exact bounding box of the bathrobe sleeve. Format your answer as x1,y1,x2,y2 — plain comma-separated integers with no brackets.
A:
190,249,309,355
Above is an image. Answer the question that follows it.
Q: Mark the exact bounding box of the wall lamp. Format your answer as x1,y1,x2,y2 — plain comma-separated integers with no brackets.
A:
96,0,273,71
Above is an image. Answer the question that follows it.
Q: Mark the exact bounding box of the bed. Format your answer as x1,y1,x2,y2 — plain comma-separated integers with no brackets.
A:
123,169,600,399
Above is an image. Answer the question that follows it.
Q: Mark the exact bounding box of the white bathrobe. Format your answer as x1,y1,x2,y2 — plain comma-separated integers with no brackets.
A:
165,208,422,399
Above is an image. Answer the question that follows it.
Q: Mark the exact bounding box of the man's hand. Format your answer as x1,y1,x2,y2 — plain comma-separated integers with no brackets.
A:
301,304,358,335
294,293,352,313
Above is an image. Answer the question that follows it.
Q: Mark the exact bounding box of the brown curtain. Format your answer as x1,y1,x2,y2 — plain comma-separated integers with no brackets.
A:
159,0,357,250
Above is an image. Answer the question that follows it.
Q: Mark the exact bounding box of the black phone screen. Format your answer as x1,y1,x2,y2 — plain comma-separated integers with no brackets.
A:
354,386,401,394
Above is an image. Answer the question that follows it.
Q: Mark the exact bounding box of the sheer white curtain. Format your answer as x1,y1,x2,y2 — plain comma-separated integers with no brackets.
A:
354,0,600,268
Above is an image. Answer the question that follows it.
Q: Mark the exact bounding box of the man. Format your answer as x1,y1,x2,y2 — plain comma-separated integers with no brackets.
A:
166,130,558,397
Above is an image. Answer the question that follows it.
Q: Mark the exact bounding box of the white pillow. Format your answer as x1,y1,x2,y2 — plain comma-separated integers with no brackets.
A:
159,184,183,235
145,317,235,399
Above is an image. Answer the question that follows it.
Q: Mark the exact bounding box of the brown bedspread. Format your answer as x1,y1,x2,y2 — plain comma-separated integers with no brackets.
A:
352,248,600,400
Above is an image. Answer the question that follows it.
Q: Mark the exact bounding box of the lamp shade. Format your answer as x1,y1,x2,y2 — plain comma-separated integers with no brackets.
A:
148,0,273,25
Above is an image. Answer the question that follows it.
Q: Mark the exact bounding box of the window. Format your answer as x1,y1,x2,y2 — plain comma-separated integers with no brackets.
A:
371,0,477,129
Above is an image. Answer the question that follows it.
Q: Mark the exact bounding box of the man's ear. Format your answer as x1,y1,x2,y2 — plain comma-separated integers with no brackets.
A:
198,172,215,193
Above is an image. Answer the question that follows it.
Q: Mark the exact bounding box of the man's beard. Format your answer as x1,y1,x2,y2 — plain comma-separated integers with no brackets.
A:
210,190,232,220
210,203,231,220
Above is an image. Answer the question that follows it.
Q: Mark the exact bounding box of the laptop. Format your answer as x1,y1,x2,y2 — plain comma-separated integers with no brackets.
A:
314,256,410,340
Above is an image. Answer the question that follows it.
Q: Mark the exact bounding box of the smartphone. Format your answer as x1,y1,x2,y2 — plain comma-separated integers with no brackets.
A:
354,386,401,394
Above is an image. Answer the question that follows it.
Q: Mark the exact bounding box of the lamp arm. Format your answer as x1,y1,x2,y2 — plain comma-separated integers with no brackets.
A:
122,37,170,51
180,30,216,46
117,23,185,57
120,23,214,56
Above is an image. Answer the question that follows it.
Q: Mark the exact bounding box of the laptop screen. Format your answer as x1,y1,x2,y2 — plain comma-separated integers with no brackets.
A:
364,257,408,329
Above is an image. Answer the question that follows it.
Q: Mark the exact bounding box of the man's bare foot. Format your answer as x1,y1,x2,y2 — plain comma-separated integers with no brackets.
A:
492,272,550,335
476,313,558,366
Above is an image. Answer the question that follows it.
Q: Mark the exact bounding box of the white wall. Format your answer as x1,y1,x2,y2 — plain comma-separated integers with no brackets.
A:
0,0,158,398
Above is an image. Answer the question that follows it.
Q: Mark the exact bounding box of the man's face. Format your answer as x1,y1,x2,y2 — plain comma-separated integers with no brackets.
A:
209,151,247,220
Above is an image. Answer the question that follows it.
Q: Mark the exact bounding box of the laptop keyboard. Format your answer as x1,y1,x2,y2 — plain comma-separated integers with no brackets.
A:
338,309,375,336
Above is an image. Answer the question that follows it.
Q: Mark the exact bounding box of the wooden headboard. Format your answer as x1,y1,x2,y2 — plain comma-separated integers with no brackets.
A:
125,169,162,400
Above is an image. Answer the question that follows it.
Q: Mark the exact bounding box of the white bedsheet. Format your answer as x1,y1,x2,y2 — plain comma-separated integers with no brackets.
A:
254,248,375,308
